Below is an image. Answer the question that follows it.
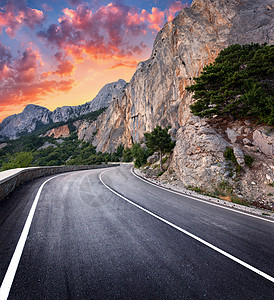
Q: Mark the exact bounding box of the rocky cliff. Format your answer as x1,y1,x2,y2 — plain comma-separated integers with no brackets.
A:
85,0,273,152
0,79,126,140
79,0,273,204
44,124,70,139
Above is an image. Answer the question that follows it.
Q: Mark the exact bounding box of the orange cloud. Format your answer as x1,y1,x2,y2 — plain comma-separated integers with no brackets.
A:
109,60,139,69
38,3,149,62
0,45,75,110
141,7,165,31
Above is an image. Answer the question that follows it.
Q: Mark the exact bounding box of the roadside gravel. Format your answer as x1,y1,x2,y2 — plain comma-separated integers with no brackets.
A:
133,168,274,220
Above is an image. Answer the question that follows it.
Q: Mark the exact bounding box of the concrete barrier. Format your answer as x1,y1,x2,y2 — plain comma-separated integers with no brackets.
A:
0,164,119,202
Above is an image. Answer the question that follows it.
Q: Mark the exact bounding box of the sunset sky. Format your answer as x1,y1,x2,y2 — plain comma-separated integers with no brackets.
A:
0,0,190,122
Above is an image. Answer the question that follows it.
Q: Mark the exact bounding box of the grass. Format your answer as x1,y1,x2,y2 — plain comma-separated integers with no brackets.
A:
186,180,251,207
157,170,165,177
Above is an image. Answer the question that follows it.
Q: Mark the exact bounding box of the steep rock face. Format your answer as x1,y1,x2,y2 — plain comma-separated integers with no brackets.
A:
44,124,70,138
92,0,273,152
0,79,126,140
170,116,230,188
74,84,129,152
169,117,274,205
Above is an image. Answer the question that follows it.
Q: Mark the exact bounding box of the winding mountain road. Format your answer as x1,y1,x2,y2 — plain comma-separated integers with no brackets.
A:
0,165,273,299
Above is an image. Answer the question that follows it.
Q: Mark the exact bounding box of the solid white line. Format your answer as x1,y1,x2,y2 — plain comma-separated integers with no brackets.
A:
99,170,274,283
131,168,274,224
0,174,65,300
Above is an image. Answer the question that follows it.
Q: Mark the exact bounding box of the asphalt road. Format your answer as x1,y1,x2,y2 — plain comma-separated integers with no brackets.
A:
0,165,273,299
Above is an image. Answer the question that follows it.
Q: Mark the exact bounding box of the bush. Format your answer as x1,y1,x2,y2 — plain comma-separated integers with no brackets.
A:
223,147,242,173
224,147,237,165
244,155,254,168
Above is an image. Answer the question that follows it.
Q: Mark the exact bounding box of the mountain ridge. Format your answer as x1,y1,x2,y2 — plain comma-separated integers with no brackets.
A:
0,79,127,140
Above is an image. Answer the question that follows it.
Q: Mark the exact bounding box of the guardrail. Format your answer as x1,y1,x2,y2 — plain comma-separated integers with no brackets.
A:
0,164,119,202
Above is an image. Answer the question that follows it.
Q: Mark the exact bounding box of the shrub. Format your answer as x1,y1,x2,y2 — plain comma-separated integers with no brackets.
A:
224,147,237,164
244,155,254,167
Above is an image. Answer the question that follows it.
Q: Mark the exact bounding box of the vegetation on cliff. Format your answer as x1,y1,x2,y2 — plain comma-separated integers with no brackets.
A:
186,44,274,125
144,126,175,171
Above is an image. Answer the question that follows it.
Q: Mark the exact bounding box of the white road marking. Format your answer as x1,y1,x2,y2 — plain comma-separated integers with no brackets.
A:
99,170,274,284
0,174,65,300
131,168,274,224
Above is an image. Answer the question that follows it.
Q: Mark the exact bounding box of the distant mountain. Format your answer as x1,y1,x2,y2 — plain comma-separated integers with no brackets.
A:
0,79,126,140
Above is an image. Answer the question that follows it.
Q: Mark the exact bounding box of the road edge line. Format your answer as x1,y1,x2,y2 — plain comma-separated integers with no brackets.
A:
131,168,274,224
99,169,274,284
0,173,65,300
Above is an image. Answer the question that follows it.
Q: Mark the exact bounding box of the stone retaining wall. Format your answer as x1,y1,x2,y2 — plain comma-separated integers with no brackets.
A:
0,164,118,202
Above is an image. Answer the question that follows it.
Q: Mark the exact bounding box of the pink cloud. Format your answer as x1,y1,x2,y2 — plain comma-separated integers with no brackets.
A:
167,1,189,22
38,3,149,61
38,2,189,63
42,3,53,12
141,7,165,31
0,0,44,37
0,42,12,72
0,45,75,108
54,52,75,76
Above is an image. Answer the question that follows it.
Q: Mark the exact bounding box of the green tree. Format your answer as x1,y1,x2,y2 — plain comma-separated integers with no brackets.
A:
116,144,124,158
122,147,133,162
131,143,150,168
144,126,175,172
186,43,274,125
1,152,33,171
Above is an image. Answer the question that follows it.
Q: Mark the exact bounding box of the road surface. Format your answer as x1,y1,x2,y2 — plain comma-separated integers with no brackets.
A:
0,165,273,299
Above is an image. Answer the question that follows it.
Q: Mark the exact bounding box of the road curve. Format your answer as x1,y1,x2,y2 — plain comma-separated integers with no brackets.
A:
0,165,273,299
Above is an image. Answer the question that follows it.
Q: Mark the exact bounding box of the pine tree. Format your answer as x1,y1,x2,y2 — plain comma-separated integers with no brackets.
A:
144,126,175,172
186,43,274,125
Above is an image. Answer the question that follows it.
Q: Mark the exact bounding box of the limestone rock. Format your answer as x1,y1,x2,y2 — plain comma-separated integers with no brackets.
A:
226,128,239,143
147,153,160,164
38,142,57,150
233,147,245,167
243,138,252,146
170,117,230,188
253,130,274,157
168,128,177,140
44,125,70,139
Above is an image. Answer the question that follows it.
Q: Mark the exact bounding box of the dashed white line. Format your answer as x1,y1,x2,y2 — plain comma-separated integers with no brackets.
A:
131,168,274,224
0,174,65,300
99,169,274,284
